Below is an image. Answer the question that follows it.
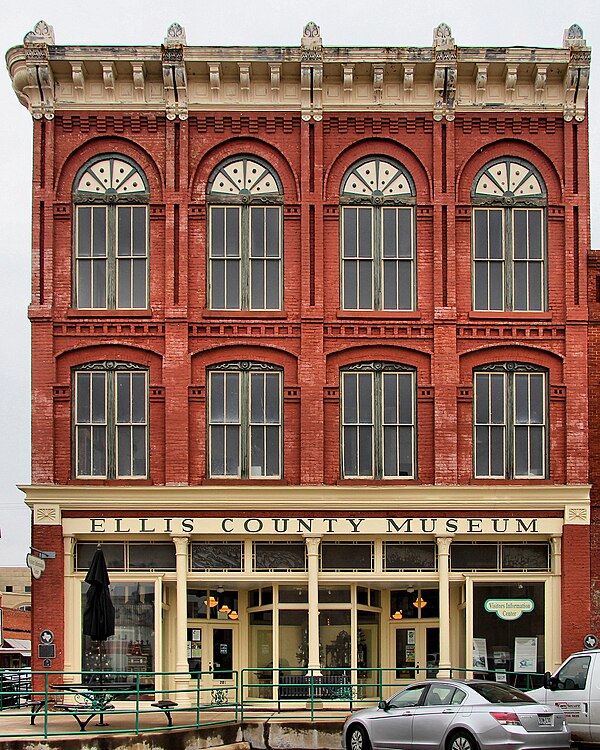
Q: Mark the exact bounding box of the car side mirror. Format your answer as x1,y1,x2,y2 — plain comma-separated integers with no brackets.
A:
378,700,388,710
543,672,558,690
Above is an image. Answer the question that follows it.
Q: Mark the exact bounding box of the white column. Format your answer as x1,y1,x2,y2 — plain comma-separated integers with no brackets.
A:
436,534,453,677
172,535,191,705
63,535,75,678
305,535,322,674
550,535,562,670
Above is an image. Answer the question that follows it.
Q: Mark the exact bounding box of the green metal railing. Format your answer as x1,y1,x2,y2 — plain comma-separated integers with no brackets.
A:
0,665,545,739
0,669,238,739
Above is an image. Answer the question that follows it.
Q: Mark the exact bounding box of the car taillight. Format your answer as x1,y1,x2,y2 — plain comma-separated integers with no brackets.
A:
490,712,522,726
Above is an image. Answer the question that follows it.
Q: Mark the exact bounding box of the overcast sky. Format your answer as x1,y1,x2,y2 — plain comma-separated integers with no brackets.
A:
0,0,598,566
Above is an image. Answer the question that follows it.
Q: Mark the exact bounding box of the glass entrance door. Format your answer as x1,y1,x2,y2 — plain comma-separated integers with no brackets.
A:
187,624,236,698
392,623,440,683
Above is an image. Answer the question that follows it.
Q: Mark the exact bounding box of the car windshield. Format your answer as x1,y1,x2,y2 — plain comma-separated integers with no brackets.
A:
469,683,536,704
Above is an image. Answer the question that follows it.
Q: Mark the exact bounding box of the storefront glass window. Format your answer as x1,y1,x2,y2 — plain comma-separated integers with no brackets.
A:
319,586,351,603
385,543,437,571
81,582,154,684
358,610,379,696
190,542,243,571
279,586,308,603
451,543,498,570
473,582,545,682
321,610,352,670
391,589,439,619
321,542,374,571
249,611,273,697
76,543,125,571
279,610,308,671
254,543,306,571
501,544,549,571
129,543,175,570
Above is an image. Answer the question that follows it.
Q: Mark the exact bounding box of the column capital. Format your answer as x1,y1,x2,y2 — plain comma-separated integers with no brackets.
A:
171,534,189,554
304,535,322,555
436,534,453,554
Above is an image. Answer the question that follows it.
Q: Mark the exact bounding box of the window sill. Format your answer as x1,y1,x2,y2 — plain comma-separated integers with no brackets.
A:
469,478,551,484
201,478,288,485
336,310,421,320
202,310,288,319
336,478,421,485
66,308,153,318
67,478,154,485
467,311,552,321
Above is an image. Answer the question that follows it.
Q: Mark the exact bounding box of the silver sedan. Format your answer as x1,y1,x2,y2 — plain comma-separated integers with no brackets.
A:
342,679,570,750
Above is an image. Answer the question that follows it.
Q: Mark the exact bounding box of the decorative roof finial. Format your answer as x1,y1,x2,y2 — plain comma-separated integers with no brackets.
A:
164,22,186,47
24,20,55,45
563,24,586,49
301,21,323,62
433,22,454,50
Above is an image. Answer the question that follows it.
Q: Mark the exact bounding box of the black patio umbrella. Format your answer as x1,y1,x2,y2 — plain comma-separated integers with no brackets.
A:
83,545,115,645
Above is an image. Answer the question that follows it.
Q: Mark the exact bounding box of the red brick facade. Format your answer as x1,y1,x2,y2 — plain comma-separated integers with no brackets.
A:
7,23,592,678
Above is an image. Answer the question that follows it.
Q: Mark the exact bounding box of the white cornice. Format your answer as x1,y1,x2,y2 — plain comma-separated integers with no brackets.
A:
20,483,591,513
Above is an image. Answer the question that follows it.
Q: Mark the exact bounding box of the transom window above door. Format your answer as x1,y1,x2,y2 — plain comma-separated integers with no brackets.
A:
472,158,546,312
340,157,416,311
73,155,149,310
207,157,283,311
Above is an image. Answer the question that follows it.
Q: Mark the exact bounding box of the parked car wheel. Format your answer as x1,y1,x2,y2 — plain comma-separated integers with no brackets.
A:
347,724,371,750
447,731,479,750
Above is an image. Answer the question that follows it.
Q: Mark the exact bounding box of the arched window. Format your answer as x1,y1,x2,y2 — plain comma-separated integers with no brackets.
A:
340,157,416,311
340,362,416,479
73,155,149,309
208,361,283,478
472,158,546,312
73,361,148,478
207,157,283,310
474,362,547,479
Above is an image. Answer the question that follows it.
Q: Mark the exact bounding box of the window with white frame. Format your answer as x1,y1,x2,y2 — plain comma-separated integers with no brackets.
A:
74,362,148,478
208,362,282,478
73,155,149,309
207,157,283,310
474,363,547,479
340,158,416,310
472,158,546,312
341,362,416,479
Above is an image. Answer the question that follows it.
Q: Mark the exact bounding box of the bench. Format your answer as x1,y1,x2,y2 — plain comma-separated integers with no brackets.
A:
151,700,178,727
52,702,113,731
25,699,47,725
278,673,352,704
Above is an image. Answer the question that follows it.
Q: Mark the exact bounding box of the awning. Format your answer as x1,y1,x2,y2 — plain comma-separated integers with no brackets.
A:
0,638,31,656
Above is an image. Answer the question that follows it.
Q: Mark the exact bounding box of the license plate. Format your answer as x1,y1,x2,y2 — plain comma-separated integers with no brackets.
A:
538,715,552,726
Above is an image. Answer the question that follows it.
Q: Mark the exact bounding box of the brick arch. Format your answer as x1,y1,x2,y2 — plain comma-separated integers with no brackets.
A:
325,138,432,202
459,344,563,382
456,139,563,204
191,343,298,384
326,344,431,383
55,136,164,201
55,343,163,382
190,137,299,201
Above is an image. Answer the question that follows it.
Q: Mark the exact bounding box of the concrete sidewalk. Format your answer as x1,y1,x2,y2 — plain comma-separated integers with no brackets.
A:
0,705,346,749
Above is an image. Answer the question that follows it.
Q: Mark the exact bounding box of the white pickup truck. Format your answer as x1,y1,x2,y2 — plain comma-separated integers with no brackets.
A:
529,649,600,744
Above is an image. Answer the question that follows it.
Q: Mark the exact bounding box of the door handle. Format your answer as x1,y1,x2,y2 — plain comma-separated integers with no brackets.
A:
442,709,456,714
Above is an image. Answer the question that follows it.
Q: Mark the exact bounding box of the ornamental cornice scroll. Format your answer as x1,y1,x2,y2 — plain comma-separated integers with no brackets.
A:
477,362,544,374
211,361,281,372
562,24,590,122
432,23,457,121
162,22,188,120
20,20,55,120
78,361,147,372
34,504,61,526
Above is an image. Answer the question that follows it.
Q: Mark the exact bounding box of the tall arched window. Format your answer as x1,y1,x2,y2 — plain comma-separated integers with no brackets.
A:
73,155,149,309
207,157,283,310
340,157,416,311
73,361,148,478
208,361,283,479
472,158,546,312
340,362,416,479
474,362,547,479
